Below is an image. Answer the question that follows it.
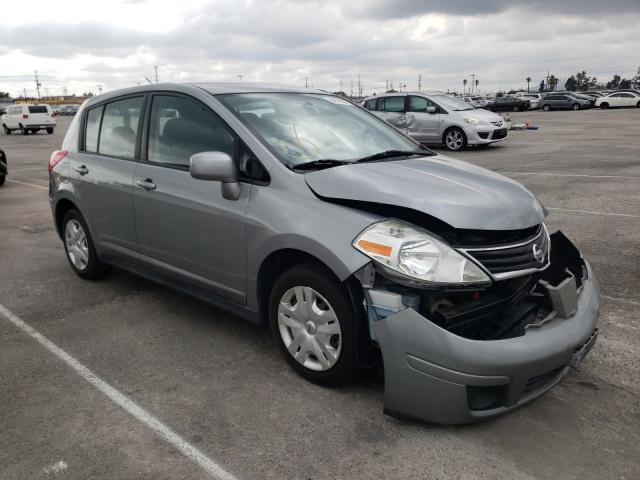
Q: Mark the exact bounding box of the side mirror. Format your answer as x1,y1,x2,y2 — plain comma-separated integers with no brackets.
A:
426,106,437,114
190,151,241,200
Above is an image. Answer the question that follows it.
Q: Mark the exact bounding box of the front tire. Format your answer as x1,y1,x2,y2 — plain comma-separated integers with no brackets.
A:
62,210,110,280
2,124,10,135
0,175,5,186
543,104,551,111
600,102,609,109
19,124,28,135
512,105,520,112
46,127,54,134
443,127,467,151
571,103,580,111
269,264,361,386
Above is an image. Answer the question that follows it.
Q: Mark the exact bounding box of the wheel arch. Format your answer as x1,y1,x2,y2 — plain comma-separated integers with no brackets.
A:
54,197,80,239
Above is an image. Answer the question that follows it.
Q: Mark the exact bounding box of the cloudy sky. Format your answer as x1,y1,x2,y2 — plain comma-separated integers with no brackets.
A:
1,0,639,98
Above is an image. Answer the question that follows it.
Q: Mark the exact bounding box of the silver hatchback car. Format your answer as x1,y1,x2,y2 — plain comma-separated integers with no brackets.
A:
49,83,599,424
362,92,508,151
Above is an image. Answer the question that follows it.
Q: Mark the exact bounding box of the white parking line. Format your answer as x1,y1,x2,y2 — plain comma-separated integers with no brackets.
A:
499,172,640,179
6,179,48,190
0,304,238,480
546,207,640,218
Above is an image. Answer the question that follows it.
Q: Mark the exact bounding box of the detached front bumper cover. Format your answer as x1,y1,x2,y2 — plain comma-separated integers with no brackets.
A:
373,232,600,425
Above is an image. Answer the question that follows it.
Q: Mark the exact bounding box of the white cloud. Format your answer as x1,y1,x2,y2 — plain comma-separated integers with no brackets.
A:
0,0,638,98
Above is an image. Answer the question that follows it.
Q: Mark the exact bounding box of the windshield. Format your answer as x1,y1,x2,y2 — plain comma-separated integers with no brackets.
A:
431,95,474,111
219,93,420,167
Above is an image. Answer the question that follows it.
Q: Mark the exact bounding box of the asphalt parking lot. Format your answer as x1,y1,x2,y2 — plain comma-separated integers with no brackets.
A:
1,109,639,480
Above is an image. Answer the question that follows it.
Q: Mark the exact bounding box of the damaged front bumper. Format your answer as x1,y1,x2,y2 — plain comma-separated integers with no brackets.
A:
367,232,600,425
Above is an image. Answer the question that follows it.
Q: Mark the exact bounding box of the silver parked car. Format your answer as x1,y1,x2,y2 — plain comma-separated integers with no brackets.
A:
49,83,599,424
362,92,508,151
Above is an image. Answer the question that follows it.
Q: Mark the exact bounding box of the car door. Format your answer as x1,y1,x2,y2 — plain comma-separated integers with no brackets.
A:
133,93,250,304
405,95,441,143
375,95,408,133
69,96,143,255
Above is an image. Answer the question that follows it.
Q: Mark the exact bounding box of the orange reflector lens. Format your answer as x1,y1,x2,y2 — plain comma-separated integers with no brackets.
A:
357,239,392,257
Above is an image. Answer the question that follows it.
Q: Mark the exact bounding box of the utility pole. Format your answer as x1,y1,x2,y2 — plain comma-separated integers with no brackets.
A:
339,80,343,93
44,87,50,99
357,74,362,98
304,77,309,88
154,65,159,83
236,75,243,81
97,85,103,95
34,70,41,101
23,88,28,102
471,74,476,94
418,74,422,92
349,80,353,97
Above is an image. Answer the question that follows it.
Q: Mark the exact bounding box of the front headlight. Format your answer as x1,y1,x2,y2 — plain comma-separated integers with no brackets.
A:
353,219,491,285
465,118,487,125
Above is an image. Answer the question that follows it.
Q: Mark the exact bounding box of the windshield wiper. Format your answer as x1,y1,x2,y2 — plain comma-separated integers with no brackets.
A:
292,159,350,171
356,149,435,163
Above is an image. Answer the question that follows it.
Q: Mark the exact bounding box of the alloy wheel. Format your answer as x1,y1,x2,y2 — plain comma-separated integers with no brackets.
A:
277,286,342,371
445,130,464,150
65,219,90,271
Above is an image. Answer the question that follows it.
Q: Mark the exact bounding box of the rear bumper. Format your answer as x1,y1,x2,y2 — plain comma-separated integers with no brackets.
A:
373,262,599,425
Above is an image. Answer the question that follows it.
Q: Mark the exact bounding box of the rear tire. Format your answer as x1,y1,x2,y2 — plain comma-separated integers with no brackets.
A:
512,105,520,112
571,103,580,111
2,124,10,135
62,209,110,280
600,103,609,109
443,127,467,151
269,263,361,387
0,175,5,186
19,124,28,135
543,104,551,111
46,127,54,134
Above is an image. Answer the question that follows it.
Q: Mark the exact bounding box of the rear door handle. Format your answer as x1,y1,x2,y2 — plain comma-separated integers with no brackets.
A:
75,165,89,175
135,178,157,191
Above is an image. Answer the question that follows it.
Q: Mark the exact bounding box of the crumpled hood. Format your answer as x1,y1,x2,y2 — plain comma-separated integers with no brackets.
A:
304,155,545,230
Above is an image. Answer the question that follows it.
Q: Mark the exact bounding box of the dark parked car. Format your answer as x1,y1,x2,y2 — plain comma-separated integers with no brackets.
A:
0,145,7,186
554,92,596,107
484,96,531,112
538,94,592,111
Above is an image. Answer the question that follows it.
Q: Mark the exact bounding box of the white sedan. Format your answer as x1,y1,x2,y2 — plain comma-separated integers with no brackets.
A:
595,92,640,109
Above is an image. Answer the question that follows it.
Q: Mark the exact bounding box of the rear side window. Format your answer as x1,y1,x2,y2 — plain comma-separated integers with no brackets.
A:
84,106,103,153
98,97,143,159
379,96,405,112
147,95,235,167
28,106,48,114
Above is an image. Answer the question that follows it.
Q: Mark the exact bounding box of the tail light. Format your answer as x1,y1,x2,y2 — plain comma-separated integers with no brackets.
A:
23,114,29,119
49,150,68,172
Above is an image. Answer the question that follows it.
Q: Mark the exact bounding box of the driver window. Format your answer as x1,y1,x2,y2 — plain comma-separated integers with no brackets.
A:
148,95,235,167
408,96,436,112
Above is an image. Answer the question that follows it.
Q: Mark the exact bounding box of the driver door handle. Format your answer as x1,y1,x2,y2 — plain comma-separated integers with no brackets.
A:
75,165,89,175
135,178,157,191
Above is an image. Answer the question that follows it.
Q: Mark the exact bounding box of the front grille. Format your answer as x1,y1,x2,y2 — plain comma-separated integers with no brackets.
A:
490,120,504,127
491,128,507,139
523,367,564,395
462,227,550,277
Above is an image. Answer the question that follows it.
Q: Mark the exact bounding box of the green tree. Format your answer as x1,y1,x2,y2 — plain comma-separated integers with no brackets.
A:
620,78,631,89
0,91,11,98
548,74,559,91
575,71,597,91
606,74,621,89
565,76,577,91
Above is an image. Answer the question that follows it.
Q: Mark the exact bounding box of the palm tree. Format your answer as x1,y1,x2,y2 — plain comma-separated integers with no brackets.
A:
526,77,531,92
463,78,468,94
475,79,479,93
